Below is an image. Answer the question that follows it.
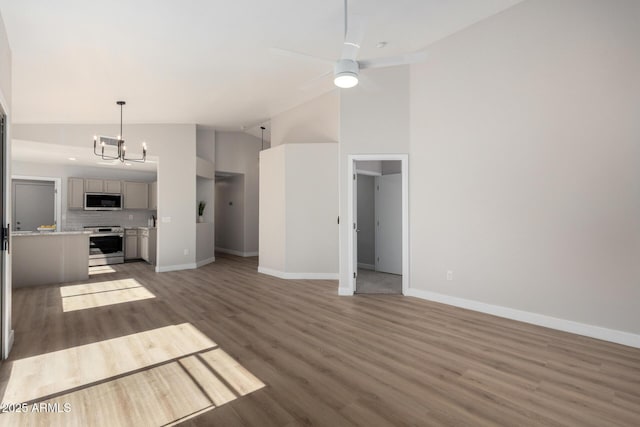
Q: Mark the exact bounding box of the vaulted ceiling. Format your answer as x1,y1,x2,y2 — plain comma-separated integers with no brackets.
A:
0,0,522,130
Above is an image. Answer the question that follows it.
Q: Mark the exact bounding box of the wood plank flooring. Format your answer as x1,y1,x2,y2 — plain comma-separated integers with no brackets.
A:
1,254,639,426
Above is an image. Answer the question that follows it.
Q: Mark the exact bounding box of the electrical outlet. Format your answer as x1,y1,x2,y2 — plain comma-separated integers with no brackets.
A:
162,216,171,223
184,249,189,256
128,214,133,220
446,270,453,281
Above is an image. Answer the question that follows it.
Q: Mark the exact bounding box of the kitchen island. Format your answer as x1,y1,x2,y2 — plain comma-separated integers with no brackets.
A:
12,231,92,287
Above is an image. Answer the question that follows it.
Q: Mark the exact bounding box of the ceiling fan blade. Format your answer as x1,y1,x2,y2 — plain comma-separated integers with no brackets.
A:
359,50,428,70
270,47,333,64
341,14,366,61
299,70,333,91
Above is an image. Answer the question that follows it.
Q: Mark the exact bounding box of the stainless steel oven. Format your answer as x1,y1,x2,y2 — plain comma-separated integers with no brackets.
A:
85,226,124,266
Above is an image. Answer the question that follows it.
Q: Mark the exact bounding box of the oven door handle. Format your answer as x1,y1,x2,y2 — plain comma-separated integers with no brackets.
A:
90,233,124,237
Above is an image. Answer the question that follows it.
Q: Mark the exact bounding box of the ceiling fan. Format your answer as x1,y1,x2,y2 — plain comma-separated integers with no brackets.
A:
272,0,428,89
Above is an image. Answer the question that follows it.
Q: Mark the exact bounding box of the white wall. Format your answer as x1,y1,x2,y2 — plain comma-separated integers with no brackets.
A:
410,0,640,336
339,66,411,292
195,126,215,265
285,143,339,275
0,9,12,359
270,91,340,147
258,146,286,272
0,11,10,109
12,124,197,271
259,143,339,278
215,131,260,254
215,175,245,253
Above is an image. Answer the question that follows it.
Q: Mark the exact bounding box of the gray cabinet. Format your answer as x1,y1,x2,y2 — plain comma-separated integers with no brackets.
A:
123,181,149,209
149,181,157,210
125,228,155,265
125,229,139,260
84,178,122,194
142,228,156,265
104,180,122,193
85,178,103,193
140,234,149,261
68,178,85,209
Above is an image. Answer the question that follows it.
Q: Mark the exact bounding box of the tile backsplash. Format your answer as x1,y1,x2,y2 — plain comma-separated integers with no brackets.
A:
64,210,157,230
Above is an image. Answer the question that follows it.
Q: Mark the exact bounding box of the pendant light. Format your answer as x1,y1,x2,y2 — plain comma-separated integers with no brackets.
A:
93,101,147,163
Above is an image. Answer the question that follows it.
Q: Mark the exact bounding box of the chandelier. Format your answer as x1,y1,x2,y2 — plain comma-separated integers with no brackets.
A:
93,101,147,163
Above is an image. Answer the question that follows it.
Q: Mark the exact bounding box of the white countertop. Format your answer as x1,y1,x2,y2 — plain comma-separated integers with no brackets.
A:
12,231,92,237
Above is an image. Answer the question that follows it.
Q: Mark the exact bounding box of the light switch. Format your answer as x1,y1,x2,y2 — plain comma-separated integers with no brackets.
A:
161,216,171,223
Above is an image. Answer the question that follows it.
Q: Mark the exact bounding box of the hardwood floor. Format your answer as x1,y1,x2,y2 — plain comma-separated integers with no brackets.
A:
1,254,639,426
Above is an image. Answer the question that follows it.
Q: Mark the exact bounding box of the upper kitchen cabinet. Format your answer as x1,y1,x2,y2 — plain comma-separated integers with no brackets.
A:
149,181,157,210
85,178,103,193
68,177,84,209
104,180,122,193
85,178,122,193
123,181,149,209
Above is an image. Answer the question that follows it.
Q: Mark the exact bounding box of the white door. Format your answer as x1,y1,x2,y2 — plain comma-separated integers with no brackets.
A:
375,173,402,275
13,180,55,231
352,171,358,287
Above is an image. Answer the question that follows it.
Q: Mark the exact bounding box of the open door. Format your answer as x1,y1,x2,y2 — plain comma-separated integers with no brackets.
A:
0,108,6,358
352,171,358,290
375,173,402,275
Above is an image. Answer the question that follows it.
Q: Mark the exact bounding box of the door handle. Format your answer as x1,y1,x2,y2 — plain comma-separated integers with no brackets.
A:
356,229,361,232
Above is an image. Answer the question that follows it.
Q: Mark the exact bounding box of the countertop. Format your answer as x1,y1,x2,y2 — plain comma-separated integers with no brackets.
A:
12,231,92,237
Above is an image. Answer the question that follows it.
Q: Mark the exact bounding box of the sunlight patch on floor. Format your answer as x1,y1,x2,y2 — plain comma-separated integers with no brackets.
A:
60,278,155,312
2,348,265,426
0,323,216,404
88,265,117,276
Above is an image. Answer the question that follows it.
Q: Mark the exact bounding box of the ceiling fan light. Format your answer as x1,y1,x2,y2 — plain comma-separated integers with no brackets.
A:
334,59,360,89
334,73,359,88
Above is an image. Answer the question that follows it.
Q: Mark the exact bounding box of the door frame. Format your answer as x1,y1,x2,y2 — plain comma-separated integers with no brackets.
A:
12,175,62,231
0,91,9,360
347,154,409,295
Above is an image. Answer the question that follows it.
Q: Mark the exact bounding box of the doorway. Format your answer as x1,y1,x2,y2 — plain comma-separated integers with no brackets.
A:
11,177,61,232
348,155,409,295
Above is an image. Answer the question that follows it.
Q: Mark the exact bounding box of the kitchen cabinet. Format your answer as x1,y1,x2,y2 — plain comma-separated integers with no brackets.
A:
104,180,122,193
123,181,149,209
149,181,157,210
140,228,156,265
125,229,139,260
85,179,104,193
68,178,85,209
139,233,149,261
85,179,122,194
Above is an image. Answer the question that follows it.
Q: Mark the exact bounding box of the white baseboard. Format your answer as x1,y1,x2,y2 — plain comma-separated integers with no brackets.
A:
358,263,375,271
258,266,339,280
155,263,198,273
405,288,640,349
338,287,354,296
196,256,215,268
215,247,258,257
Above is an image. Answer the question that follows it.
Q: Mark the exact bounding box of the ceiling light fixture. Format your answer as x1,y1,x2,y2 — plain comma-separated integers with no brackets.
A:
334,59,359,88
68,157,77,161
93,101,147,163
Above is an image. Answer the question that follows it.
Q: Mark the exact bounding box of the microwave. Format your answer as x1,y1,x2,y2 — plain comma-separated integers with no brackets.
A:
84,192,123,210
